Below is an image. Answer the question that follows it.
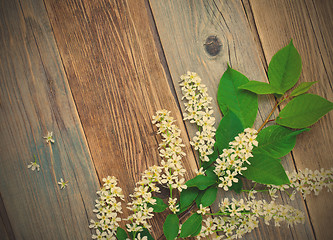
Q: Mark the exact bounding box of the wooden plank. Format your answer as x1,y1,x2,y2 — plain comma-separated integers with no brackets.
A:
247,1,333,239
0,0,100,238
0,194,15,240
148,0,315,239
43,0,198,238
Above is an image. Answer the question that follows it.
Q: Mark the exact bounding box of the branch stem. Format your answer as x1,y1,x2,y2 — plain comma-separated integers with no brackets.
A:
257,96,288,133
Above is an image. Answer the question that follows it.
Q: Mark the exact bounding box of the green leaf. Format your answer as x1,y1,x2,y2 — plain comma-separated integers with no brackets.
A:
180,188,199,211
204,166,218,181
200,186,218,207
195,190,204,208
186,175,216,190
243,153,290,185
276,94,333,128
116,227,128,240
191,223,202,237
291,81,317,97
215,111,244,154
179,213,203,238
148,197,168,213
218,66,258,127
268,40,302,93
254,125,309,158
229,176,243,193
163,214,179,240
239,81,283,95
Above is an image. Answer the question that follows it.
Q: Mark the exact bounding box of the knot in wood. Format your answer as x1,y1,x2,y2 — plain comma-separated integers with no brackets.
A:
204,36,222,56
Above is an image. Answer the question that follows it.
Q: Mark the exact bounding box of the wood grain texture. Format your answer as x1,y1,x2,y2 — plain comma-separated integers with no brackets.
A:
0,0,100,239
0,194,15,240
149,0,315,239
43,0,198,237
247,0,333,239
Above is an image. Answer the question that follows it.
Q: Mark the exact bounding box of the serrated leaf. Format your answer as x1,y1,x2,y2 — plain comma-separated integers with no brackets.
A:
163,214,179,240
116,227,128,240
291,81,317,97
239,81,283,95
243,153,290,185
218,66,258,127
179,213,202,238
215,110,244,154
254,125,309,158
186,175,216,190
268,40,302,93
276,94,333,128
200,186,218,207
148,197,168,213
180,188,199,211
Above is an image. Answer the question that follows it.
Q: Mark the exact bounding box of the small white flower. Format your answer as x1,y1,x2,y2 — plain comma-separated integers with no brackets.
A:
135,233,148,240
43,131,55,143
28,155,40,171
58,178,69,189
27,162,40,171
197,204,210,215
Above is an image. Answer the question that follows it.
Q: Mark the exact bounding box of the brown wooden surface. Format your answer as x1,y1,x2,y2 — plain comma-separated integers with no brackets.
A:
0,0,332,239
42,0,197,238
0,0,100,238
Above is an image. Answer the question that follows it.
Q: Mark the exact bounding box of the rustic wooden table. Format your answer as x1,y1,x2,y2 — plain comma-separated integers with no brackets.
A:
1,0,332,239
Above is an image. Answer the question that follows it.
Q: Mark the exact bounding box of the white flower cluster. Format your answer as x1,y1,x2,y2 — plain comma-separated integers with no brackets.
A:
214,128,258,191
198,198,304,239
268,168,333,200
152,110,188,213
126,165,162,233
180,72,216,163
89,176,124,239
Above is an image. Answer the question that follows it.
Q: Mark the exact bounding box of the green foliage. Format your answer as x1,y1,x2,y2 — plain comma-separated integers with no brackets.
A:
215,110,244,153
116,227,128,240
186,175,216,190
291,81,317,97
195,190,204,207
243,153,290,185
217,66,258,127
148,197,168,213
179,213,203,238
163,214,179,240
204,166,218,181
190,223,202,237
254,125,309,158
179,188,199,211
277,94,333,128
239,81,283,95
268,40,302,93
200,186,218,207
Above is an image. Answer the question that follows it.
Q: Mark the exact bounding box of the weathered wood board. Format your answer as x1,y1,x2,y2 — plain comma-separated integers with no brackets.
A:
0,0,100,238
148,0,328,239
248,1,333,239
0,0,332,239
43,0,198,237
